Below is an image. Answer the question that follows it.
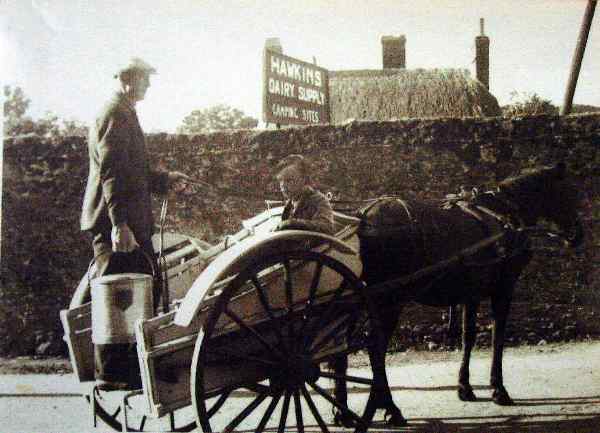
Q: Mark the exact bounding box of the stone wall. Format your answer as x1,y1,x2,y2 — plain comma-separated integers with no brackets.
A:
2,113,599,355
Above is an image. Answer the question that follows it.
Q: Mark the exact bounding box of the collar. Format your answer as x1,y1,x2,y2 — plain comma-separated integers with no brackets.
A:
448,190,523,232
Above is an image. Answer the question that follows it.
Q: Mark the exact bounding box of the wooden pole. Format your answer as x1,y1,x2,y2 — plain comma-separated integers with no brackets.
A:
264,38,283,129
561,0,597,115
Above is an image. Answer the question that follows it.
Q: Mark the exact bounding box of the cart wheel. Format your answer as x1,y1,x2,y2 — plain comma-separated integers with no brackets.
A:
191,250,383,433
87,387,197,432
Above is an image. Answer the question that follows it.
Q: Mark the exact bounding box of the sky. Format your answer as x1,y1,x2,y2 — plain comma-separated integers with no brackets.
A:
2,0,600,133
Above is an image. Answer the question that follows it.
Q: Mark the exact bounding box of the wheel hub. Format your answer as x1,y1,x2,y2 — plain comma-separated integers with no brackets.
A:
271,356,319,391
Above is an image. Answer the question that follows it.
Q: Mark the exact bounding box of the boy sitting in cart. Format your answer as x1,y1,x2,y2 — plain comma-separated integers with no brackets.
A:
275,154,335,235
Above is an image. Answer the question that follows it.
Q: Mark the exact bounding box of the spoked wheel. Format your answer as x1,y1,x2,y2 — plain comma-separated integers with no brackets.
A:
191,250,384,433
87,387,196,432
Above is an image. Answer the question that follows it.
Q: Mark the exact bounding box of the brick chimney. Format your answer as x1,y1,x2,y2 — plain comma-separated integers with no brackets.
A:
381,35,406,69
475,19,490,89
265,37,283,53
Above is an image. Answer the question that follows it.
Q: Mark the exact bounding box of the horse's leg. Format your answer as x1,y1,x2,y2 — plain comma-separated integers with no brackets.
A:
368,303,406,426
490,290,514,405
490,249,531,405
329,354,350,426
444,305,461,348
330,303,406,427
458,301,479,401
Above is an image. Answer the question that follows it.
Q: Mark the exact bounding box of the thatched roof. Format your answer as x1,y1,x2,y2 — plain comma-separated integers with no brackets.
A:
329,68,501,123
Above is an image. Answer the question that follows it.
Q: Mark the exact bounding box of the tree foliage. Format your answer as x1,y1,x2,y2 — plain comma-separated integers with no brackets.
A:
4,85,30,118
177,104,258,134
502,91,558,117
4,85,31,135
61,118,89,137
3,85,89,138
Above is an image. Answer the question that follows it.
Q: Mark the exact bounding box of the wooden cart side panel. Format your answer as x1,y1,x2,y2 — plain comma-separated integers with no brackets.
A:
135,284,278,417
152,233,208,258
153,233,210,304
143,309,205,348
136,313,202,418
164,256,206,304
136,318,161,417
137,318,275,417
60,304,94,382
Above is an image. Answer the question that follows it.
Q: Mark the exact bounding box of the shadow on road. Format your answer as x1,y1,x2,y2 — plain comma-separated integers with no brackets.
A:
369,412,600,432
512,396,600,407
344,384,492,394
388,384,491,392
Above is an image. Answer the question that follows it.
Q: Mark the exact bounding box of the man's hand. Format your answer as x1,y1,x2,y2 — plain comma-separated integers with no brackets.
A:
275,220,290,231
112,223,140,252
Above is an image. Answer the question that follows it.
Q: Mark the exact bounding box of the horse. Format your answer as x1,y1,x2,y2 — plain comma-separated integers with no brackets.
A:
332,162,585,427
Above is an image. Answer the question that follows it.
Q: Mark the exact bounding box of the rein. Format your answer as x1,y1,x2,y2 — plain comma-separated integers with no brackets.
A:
457,189,573,242
445,188,577,267
445,190,529,268
184,178,276,201
182,179,572,245
184,177,384,211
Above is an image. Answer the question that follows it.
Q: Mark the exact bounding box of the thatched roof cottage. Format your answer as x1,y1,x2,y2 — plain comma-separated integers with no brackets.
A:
327,32,500,123
329,68,501,123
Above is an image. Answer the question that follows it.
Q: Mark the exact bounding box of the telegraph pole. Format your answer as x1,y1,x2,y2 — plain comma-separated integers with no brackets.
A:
561,0,597,115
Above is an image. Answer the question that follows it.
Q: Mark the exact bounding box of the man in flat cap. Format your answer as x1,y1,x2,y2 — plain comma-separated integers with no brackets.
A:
276,154,334,234
80,58,188,389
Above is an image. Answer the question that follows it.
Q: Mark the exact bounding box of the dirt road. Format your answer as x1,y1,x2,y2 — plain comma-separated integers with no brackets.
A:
0,341,598,432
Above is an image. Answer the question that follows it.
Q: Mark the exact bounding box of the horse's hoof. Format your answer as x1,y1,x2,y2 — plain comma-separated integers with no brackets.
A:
384,408,407,427
458,386,477,402
492,388,514,406
333,410,356,428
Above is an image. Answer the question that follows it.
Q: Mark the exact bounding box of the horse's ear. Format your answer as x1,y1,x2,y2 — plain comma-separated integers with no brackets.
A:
553,162,567,179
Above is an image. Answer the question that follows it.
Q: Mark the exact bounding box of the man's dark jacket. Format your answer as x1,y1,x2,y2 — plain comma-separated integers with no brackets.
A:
281,186,335,234
81,92,168,244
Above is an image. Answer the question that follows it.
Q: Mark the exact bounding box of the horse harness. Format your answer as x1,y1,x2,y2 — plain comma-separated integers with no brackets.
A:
357,191,531,275
441,189,530,268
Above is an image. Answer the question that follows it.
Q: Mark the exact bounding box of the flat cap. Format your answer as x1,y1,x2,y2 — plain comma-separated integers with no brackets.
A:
276,154,310,179
115,57,157,78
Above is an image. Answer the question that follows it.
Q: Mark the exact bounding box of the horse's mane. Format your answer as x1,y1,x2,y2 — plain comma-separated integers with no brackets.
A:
499,166,546,188
497,164,565,195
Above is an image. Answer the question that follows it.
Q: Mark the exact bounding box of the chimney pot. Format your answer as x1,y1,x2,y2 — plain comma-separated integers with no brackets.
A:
265,37,283,53
381,35,406,69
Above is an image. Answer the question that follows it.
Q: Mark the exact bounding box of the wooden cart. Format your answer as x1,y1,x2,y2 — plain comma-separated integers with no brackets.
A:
61,206,383,432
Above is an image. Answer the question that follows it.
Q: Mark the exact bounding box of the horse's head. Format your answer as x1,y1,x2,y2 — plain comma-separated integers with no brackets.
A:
498,163,584,248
